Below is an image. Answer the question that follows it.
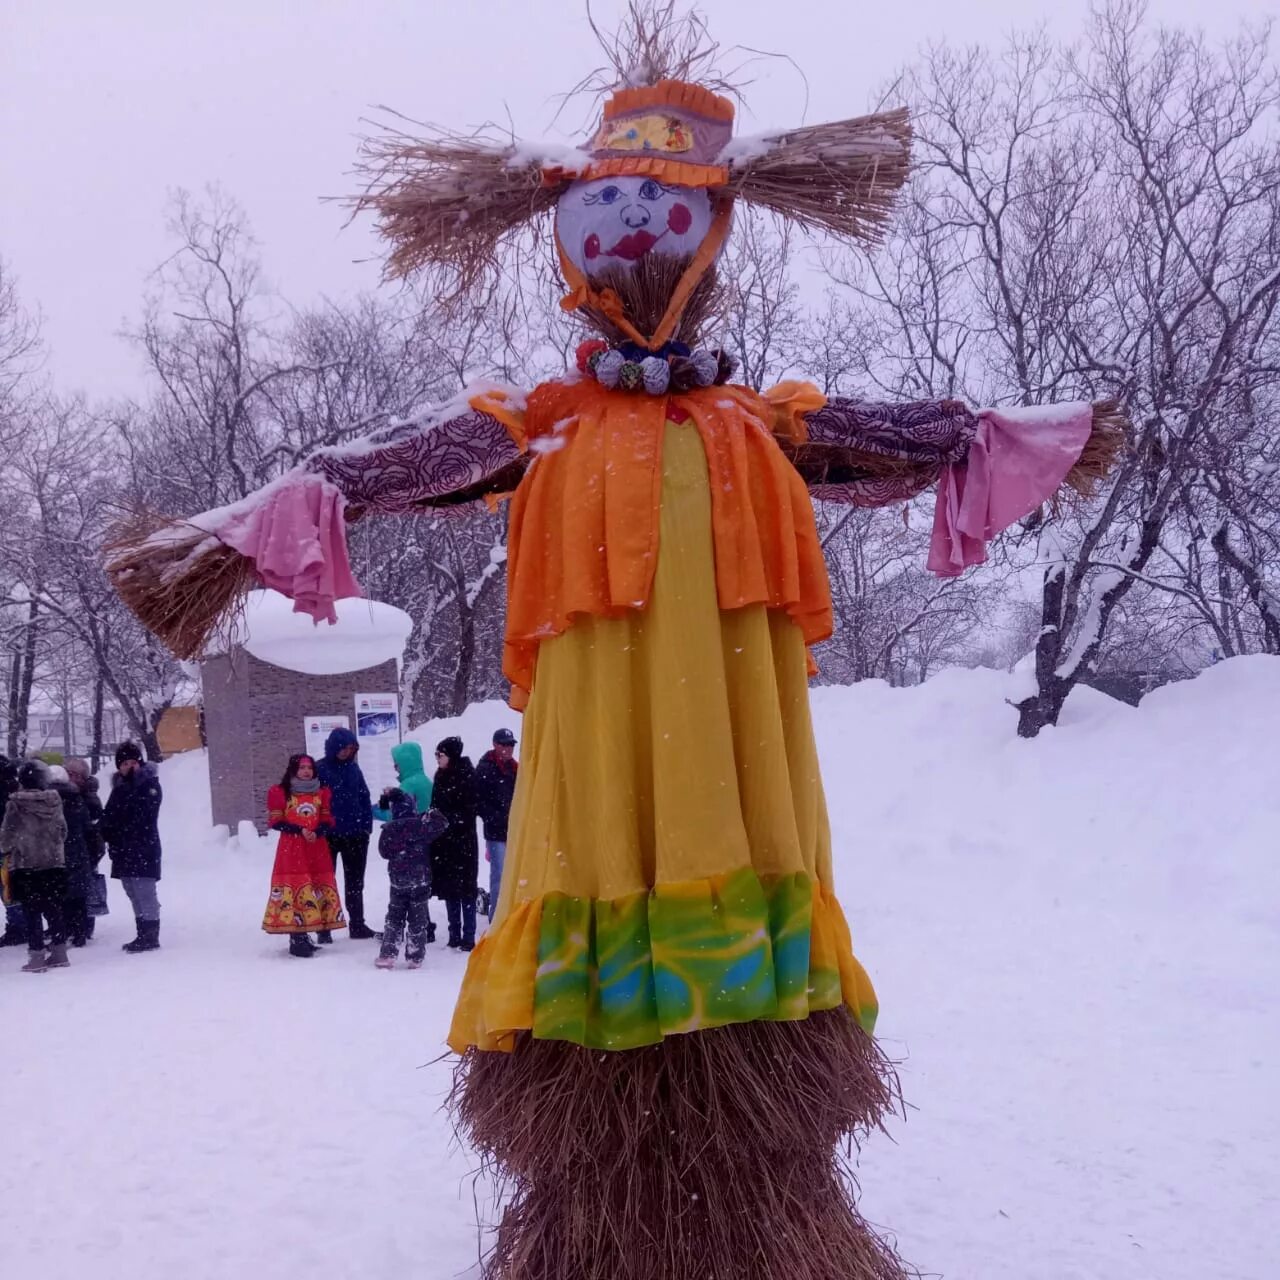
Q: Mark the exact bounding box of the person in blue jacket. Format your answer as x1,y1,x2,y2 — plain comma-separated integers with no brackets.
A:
315,727,376,940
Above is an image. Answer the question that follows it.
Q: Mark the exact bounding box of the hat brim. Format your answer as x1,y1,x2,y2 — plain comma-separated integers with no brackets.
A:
559,156,729,190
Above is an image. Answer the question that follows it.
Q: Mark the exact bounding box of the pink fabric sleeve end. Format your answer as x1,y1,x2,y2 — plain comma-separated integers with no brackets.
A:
193,471,363,625
927,403,1093,576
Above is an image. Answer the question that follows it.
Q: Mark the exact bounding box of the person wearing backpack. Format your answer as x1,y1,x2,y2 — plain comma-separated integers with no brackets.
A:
0,761,69,972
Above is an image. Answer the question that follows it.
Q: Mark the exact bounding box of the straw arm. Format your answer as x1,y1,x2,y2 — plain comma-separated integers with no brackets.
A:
786,397,1126,507
779,397,975,508
305,409,528,520
103,409,527,662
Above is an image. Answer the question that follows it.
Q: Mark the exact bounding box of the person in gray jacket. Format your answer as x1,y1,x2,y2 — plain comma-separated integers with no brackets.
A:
0,761,69,972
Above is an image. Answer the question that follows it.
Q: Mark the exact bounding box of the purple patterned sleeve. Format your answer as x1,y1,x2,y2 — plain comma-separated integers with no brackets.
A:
784,398,978,508
305,410,527,518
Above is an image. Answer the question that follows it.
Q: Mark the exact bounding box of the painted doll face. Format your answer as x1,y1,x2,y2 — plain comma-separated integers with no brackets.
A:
556,176,714,277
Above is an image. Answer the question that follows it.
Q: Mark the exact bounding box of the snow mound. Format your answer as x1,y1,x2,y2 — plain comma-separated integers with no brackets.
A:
405,699,521,758
218,588,413,675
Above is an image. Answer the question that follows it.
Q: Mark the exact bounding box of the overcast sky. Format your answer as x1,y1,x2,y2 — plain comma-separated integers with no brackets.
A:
1,0,1272,399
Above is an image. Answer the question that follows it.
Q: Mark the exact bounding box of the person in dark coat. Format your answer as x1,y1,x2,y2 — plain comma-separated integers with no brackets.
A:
0,753,27,947
374,788,447,970
431,736,480,950
314,726,377,940
99,742,163,954
65,758,106,935
49,766,95,947
475,728,519,919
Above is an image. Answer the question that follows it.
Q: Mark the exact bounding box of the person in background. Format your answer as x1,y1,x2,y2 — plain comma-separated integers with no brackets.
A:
263,753,345,958
315,727,376,941
64,758,106,937
431,736,480,951
0,753,27,947
0,761,69,972
48,765,94,947
100,742,164,954
475,728,519,920
372,740,437,942
374,788,447,970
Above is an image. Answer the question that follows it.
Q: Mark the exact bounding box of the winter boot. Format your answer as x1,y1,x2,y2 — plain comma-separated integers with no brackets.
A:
84,918,96,941
447,933,462,949
426,922,437,944
460,940,475,952
405,956,423,970
316,931,334,944
21,948,47,973
348,920,380,941
123,921,161,954
289,933,317,958
46,942,70,969
375,953,396,970
0,926,28,948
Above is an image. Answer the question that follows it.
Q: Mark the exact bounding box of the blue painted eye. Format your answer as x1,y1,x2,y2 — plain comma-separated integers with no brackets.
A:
638,179,665,200
581,184,624,207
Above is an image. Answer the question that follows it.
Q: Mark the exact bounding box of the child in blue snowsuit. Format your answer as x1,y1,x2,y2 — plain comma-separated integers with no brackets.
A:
375,788,447,970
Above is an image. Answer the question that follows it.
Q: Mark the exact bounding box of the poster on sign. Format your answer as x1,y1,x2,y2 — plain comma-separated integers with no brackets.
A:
304,715,350,763
354,692,401,800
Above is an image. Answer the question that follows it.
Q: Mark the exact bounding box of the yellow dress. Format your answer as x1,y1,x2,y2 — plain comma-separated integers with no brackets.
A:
450,416,878,1052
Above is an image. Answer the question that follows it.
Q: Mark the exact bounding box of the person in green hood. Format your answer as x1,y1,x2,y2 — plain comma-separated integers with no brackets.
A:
372,742,434,818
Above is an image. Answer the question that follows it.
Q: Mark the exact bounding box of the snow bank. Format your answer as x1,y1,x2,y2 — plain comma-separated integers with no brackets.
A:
404,698,521,759
5,657,1277,1280
215,588,413,675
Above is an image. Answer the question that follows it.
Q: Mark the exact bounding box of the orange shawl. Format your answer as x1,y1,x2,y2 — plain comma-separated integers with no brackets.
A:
474,378,831,707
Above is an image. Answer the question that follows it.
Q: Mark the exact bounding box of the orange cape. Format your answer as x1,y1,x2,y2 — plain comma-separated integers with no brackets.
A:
474,378,831,706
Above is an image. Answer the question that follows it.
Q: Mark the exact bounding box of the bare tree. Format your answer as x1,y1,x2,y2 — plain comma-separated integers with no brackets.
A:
840,4,1280,734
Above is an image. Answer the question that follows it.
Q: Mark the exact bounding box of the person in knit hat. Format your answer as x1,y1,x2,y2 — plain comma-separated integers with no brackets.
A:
431,737,479,951
99,742,164,953
0,760,69,972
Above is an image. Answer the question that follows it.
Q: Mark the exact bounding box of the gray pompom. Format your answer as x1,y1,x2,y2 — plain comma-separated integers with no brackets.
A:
690,348,719,386
595,349,625,388
641,356,671,395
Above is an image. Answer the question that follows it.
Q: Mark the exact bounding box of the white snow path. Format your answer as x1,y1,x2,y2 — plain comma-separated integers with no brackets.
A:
2,657,1277,1280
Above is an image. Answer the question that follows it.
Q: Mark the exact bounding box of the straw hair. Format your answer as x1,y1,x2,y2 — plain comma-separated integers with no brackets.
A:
725,109,914,246
452,1007,914,1279
104,513,257,661
350,121,563,295
576,1,736,102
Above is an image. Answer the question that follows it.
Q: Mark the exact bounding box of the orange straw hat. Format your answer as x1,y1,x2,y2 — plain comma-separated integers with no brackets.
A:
543,79,735,190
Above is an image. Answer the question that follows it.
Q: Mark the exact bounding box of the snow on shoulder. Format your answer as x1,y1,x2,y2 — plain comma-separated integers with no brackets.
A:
217,589,412,676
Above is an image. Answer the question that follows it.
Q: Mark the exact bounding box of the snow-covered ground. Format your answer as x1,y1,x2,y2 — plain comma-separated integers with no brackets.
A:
3,658,1277,1280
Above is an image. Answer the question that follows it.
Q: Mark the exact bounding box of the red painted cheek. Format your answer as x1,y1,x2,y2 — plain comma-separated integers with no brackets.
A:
667,202,693,235
584,233,601,260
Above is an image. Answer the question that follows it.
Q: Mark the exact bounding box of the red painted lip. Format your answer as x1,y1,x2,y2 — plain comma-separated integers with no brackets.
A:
605,229,659,261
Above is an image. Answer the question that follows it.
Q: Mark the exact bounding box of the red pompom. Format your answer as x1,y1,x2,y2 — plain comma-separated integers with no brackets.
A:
576,339,609,372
